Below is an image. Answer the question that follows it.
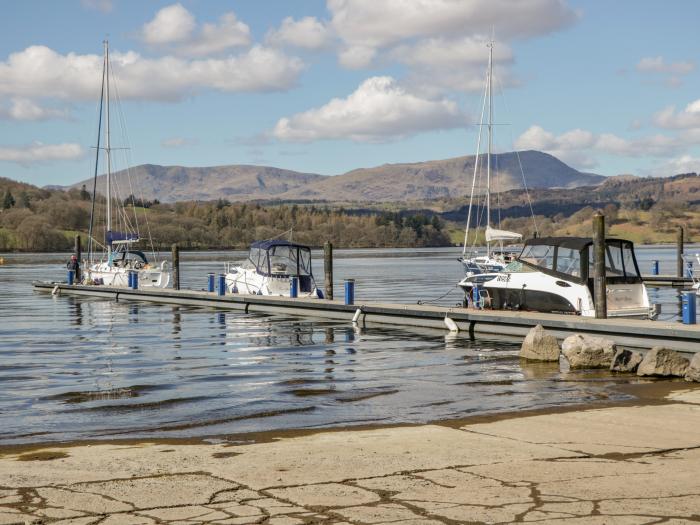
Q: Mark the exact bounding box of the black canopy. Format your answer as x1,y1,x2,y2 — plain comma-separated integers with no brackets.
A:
524,236,633,252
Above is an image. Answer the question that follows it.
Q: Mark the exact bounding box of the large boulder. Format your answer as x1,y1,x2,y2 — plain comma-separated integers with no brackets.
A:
684,353,700,382
519,325,560,362
610,348,644,373
561,333,616,369
637,347,690,377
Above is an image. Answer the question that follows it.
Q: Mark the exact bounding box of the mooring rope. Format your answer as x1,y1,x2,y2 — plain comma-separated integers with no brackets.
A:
417,286,461,306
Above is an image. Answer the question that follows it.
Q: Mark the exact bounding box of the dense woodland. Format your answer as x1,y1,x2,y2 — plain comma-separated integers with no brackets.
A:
0,178,449,252
2,171,699,252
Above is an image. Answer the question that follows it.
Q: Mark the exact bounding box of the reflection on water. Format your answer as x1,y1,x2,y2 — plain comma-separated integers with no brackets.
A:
0,246,697,445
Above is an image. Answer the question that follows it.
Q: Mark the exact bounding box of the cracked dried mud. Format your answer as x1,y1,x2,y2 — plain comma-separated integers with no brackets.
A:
1,388,699,524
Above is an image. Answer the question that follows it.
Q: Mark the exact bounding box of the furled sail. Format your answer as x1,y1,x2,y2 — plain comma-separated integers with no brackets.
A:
107,231,139,244
485,226,522,243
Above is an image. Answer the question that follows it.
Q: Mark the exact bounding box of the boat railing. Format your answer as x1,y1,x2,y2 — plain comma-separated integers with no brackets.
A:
682,254,700,287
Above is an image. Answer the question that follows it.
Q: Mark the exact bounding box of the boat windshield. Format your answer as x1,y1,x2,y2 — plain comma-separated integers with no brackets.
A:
111,250,148,267
503,260,537,273
555,247,581,277
251,244,312,276
519,244,555,270
588,242,640,278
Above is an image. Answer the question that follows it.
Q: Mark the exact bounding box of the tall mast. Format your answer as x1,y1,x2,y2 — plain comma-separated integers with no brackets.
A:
104,39,112,256
486,40,493,257
87,45,107,266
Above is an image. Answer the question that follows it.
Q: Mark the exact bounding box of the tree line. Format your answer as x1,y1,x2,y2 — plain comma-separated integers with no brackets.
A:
0,180,450,252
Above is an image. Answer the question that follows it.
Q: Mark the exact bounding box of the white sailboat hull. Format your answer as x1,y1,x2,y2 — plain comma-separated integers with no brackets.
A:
87,262,171,289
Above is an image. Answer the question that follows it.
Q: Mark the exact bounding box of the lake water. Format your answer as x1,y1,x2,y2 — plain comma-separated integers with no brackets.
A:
0,246,696,445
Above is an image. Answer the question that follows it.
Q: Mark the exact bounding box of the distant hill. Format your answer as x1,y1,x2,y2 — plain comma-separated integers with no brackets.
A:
61,150,605,203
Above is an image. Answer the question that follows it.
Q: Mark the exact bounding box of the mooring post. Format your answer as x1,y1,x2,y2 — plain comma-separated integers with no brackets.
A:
171,243,180,290
74,234,82,282
593,211,607,319
677,226,684,279
324,241,333,300
682,291,697,324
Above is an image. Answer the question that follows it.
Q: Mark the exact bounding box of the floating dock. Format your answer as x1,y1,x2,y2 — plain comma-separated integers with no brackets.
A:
641,275,694,287
34,282,700,353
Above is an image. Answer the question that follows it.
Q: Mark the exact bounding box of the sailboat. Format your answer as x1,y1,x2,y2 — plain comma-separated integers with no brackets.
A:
459,41,523,276
84,41,171,289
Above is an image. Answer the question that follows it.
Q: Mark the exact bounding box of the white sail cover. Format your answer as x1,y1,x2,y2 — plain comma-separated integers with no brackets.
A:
485,226,522,243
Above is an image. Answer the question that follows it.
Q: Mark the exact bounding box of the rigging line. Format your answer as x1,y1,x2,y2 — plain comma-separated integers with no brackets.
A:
417,286,460,305
471,160,488,251
463,61,490,256
112,75,140,236
110,60,158,262
496,145,502,231
495,73,539,236
111,74,142,248
87,48,106,266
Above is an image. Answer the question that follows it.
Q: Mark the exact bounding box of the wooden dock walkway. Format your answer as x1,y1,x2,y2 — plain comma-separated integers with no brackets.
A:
34,281,700,353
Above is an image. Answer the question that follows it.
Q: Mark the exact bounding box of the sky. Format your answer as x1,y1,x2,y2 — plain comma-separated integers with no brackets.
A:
2,0,700,187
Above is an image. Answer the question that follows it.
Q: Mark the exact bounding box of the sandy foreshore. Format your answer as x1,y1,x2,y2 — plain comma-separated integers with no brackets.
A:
1,384,699,524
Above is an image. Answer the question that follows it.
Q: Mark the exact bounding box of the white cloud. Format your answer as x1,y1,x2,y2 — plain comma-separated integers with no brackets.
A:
391,36,513,69
338,45,377,69
655,154,700,175
391,36,516,93
272,76,465,142
0,45,304,102
142,3,196,45
636,56,695,75
328,0,578,68
653,99,700,130
0,98,69,121
0,142,84,165
515,125,685,169
141,4,250,56
161,137,197,148
266,17,333,50
187,13,251,56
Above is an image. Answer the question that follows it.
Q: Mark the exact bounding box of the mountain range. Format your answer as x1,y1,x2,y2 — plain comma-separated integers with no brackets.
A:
61,150,605,203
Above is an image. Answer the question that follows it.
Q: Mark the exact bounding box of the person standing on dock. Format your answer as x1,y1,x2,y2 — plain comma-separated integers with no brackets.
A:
67,255,80,283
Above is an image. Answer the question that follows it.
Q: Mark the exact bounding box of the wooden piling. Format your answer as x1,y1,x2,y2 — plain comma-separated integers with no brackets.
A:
171,243,180,290
324,241,333,300
74,234,82,282
677,226,684,278
593,211,607,319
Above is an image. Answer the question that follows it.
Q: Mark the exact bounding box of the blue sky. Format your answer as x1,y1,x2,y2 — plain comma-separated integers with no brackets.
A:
2,0,700,187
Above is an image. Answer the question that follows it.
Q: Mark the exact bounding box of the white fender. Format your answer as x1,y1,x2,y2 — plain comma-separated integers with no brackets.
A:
352,308,363,324
51,285,60,296
444,316,459,332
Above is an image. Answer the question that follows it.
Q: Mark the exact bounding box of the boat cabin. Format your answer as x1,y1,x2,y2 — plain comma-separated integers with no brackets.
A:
515,236,643,285
111,250,149,269
248,240,315,291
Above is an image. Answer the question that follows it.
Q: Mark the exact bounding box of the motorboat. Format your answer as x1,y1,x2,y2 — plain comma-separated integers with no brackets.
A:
83,40,171,289
459,236,659,319
225,240,321,297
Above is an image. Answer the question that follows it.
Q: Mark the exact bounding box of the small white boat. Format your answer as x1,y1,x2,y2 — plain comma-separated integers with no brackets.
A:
459,236,659,319
83,40,171,289
225,240,321,297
